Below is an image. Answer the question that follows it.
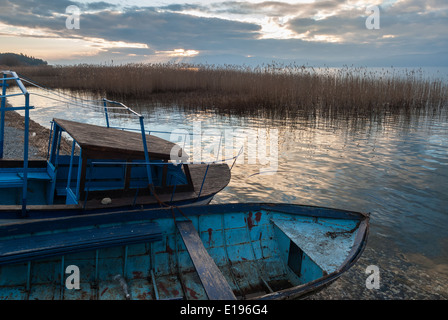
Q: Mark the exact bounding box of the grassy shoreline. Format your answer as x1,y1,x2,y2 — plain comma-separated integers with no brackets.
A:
8,63,448,120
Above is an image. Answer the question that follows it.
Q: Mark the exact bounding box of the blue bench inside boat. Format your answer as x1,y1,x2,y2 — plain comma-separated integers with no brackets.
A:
0,222,162,266
177,220,236,300
0,170,52,187
0,173,27,188
53,157,188,200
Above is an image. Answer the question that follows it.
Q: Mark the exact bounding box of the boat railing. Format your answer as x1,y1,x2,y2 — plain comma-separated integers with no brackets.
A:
100,99,154,194
0,70,34,215
100,100,244,175
11,74,243,173
95,99,243,200
100,101,227,148
90,99,244,204
102,98,142,128
78,148,243,208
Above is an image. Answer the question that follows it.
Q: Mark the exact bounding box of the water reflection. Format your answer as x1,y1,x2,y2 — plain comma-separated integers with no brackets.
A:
6,87,448,299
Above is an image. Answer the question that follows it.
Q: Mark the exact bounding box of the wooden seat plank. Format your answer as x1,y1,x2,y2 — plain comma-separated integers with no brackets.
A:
176,220,236,300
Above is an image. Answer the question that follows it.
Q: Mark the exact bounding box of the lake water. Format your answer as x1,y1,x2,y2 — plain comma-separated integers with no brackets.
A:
6,86,448,299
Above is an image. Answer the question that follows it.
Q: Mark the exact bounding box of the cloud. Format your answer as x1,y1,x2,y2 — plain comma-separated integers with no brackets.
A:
81,1,118,11
0,0,262,62
0,0,446,66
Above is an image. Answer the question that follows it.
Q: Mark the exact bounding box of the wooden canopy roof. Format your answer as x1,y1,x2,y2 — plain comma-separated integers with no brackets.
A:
54,118,187,161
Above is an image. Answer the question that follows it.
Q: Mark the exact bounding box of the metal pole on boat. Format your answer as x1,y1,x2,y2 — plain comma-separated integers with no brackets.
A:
139,115,153,191
66,140,76,201
0,73,7,159
197,164,210,199
21,92,30,216
103,98,110,128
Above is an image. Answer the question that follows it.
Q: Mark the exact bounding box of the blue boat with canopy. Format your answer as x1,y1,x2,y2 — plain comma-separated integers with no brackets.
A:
0,71,233,219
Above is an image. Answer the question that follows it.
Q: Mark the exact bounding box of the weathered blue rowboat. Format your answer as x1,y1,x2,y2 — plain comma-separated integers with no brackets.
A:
0,71,232,220
0,203,369,300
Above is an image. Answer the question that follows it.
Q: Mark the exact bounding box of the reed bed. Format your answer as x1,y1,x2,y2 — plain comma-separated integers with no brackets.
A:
8,63,448,120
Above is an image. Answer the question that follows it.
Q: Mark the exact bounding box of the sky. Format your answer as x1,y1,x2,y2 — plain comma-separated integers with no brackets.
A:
0,0,447,67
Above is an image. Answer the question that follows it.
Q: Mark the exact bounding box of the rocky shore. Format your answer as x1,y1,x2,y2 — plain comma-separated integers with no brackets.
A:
1,106,71,159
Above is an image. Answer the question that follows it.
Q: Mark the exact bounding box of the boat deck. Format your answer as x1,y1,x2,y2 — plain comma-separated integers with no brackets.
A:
189,163,231,196
54,118,187,161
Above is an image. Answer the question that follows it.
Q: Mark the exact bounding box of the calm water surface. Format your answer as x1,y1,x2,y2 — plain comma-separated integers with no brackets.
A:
7,88,448,299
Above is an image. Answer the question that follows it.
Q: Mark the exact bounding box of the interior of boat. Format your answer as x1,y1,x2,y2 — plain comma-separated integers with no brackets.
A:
0,204,367,300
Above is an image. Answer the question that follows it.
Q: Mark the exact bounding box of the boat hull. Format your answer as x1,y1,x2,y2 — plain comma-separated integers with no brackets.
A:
0,203,369,300
0,158,229,220
0,193,216,220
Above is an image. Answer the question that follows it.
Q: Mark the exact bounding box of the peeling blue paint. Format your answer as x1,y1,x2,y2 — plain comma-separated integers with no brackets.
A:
0,203,369,300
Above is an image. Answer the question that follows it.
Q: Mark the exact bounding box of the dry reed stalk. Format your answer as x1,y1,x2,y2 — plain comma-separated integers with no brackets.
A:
7,63,448,120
